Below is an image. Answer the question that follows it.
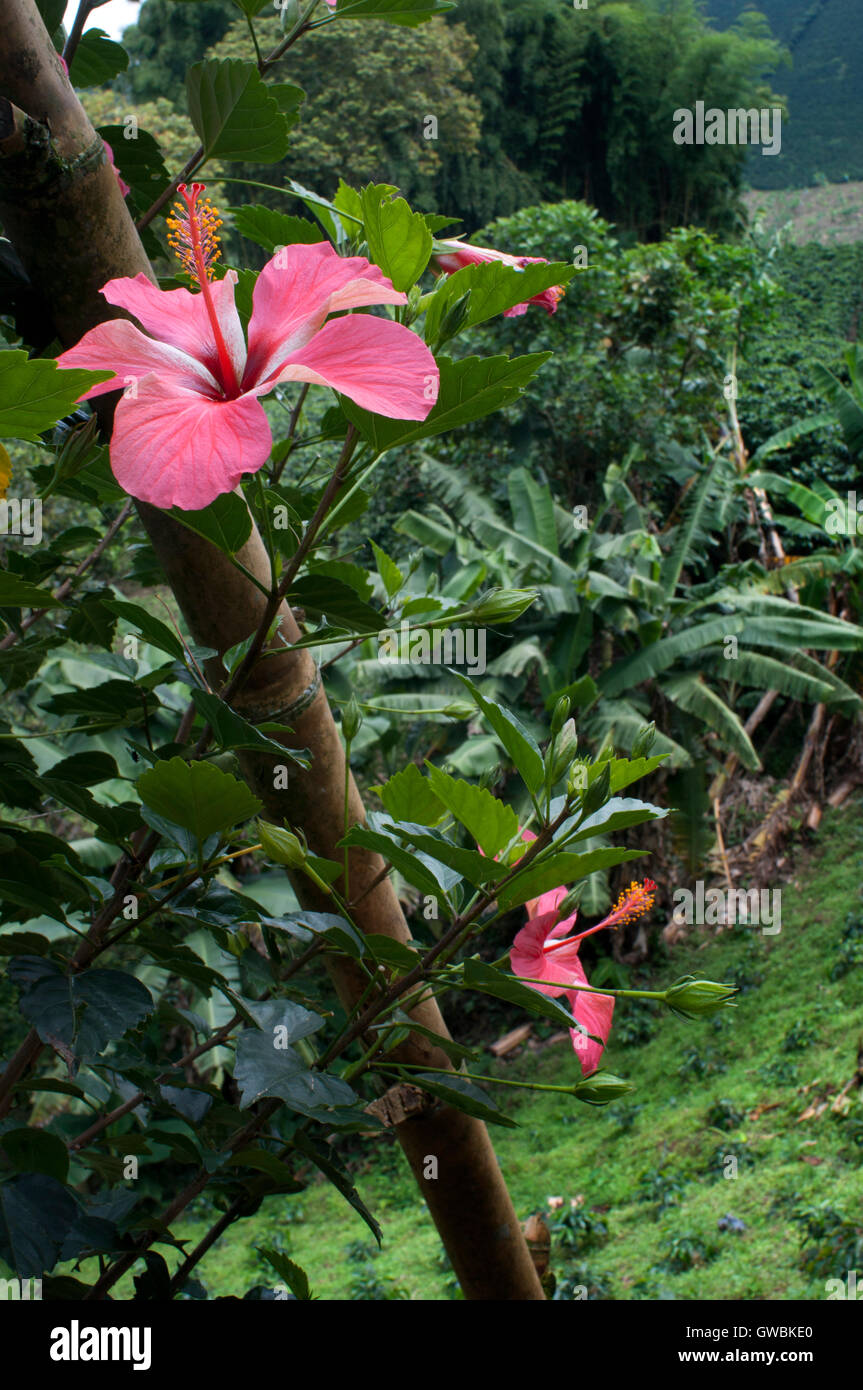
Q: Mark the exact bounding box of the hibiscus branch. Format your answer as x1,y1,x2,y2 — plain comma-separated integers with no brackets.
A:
271,382,310,485
62,0,102,68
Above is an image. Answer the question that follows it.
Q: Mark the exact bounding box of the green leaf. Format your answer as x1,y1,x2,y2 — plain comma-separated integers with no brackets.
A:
361,184,432,292
568,797,668,842
423,763,519,858
15,963,155,1062
167,492,252,557
1,1129,69,1183
461,958,580,1030
234,1030,357,1119
424,259,573,344
454,672,545,794
410,1072,517,1128
288,575,385,633
136,757,262,843
190,690,311,766
371,763,446,826
186,59,293,163
498,848,642,911
370,540,404,598
387,826,505,887
661,674,760,770
227,205,323,253
97,125,170,209
68,28,128,87
342,353,551,455
102,599,186,661
0,352,111,443
256,1246,313,1299
230,1150,303,1193
0,573,63,610
0,1174,78,1277
340,822,453,905
599,618,743,698
263,910,364,958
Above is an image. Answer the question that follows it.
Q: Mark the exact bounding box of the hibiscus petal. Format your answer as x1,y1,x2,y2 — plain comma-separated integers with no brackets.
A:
261,315,438,420
102,272,247,387
511,911,572,997
566,967,615,1077
109,376,272,511
244,242,406,386
56,319,219,401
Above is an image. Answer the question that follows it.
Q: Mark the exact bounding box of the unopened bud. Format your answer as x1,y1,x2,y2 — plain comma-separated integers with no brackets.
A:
470,587,538,623
436,289,472,346
664,975,738,1020
547,718,578,783
342,695,363,742
631,722,656,759
477,762,502,791
571,1071,634,1106
442,698,475,720
258,821,307,869
579,760,611,816
550,695,571,736
556,883,585,920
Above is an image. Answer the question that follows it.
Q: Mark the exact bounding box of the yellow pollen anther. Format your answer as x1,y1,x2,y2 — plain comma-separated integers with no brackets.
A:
166,182,223,284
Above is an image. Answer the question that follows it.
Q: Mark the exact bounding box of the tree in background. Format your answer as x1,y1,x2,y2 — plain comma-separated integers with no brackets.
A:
124,0,237,102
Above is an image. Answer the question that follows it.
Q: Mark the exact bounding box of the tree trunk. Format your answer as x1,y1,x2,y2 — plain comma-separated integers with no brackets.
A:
0,0,544,1300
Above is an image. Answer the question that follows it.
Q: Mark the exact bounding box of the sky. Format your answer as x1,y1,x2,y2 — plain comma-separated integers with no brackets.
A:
63,1,142,40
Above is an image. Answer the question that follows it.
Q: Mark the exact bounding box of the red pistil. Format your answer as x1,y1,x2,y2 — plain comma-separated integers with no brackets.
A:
166,183,239,396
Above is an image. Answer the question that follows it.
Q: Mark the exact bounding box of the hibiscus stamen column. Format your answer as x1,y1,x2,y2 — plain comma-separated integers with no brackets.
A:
165,183,240,396
0,0,545,1301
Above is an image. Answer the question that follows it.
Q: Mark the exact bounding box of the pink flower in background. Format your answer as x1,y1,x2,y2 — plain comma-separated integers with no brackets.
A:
102,141,130,199
510,849,656,1074
432,238,565,317
56,184,438,511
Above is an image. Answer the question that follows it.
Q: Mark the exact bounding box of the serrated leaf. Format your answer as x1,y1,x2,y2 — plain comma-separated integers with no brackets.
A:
227,204,322,253
256,1245,313,1298
424,258,573,344
167,491,252,557
136,757,262,843
190,689,310,766
187,59,292,163
461,958,579,1030
342,353,550,455
234,1030,356,1120
423,763,519,857
361,184,432,292
0,1174,79,1277
68,28,128,87
498,848,642,911
372,763,445,826
0,352,110,443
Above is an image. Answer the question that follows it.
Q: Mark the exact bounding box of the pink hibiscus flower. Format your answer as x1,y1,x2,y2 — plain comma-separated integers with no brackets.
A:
432,238,565,317
56,183,439,511
511,846,656,1075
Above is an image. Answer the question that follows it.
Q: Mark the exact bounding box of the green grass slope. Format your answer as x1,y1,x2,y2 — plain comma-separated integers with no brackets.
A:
150,798,863,1301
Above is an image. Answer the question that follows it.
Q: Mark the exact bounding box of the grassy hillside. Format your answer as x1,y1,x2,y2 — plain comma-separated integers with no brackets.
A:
119,798,863,1301
707,0,863,188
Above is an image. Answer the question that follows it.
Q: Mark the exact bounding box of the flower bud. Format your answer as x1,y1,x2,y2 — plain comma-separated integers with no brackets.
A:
547,717,578,783
664,975,738,1020
579,760,611,816
442,698,475,720
258,821,307,870
342,695,363,742
631,721,656,759
556,883,585,919
571,1071,634,1106
436,289,472,347
469,587,538,623
550,695,571,736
